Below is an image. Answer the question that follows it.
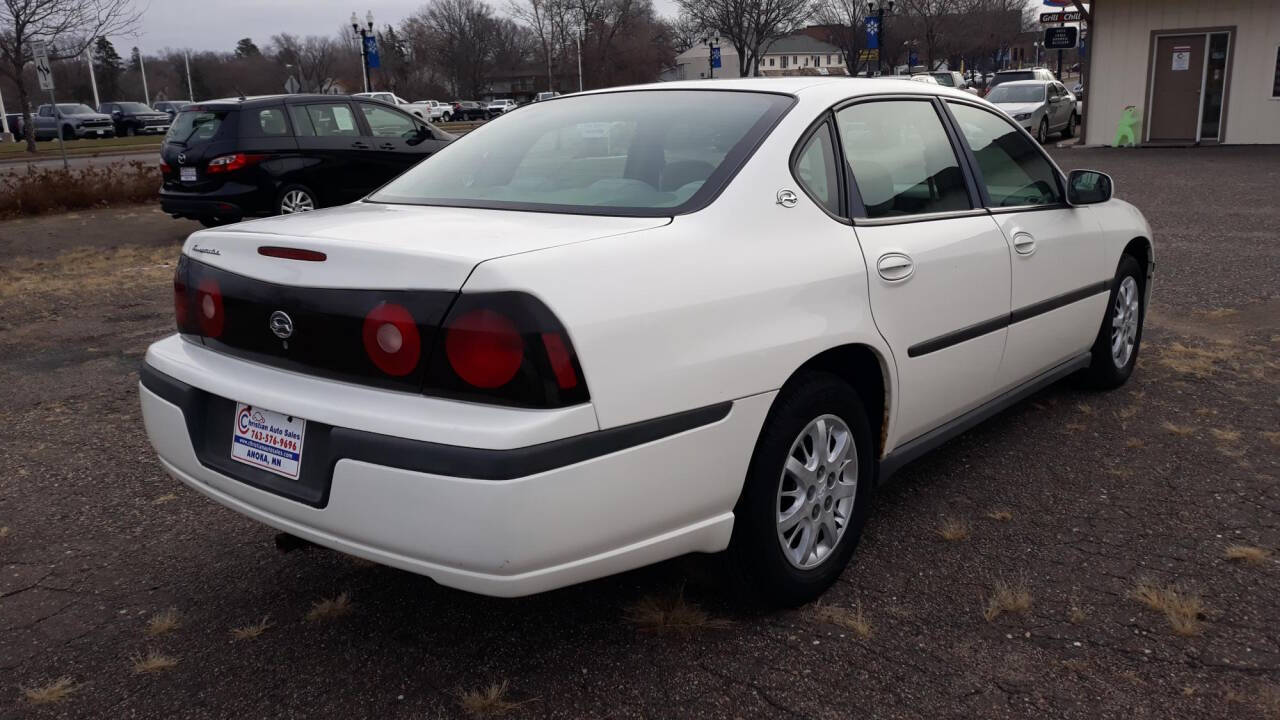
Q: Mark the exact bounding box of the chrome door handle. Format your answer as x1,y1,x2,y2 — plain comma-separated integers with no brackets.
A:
1013,232,1037,256
877,253,914,282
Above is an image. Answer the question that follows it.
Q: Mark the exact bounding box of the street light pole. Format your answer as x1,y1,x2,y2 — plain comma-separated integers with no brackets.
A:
350,11,375,93
701,33,720,79
185,50,194,101
136,47,150,106
575,28,583,92
85,46,100,108
867,1,894,76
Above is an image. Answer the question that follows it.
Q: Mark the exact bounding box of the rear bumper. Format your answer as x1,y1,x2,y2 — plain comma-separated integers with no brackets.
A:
160,182,268,220
139,336,770,596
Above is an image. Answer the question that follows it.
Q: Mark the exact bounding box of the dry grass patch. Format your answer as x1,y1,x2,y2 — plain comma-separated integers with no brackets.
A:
1162,422,1195,437
1125,437,1145,449
986,509,1013,522
0,161,159,218
983,579,1032,622
1131,580,1205,636
1069,605,1088,624
810,603,872,638
1210,428,1242,443
1158,342,1236,377
1195,307,1239,319
0,525,10,539
231,616,274,640
152,493,179,504
1117,406,1139,420
21,676,77,705
1262,431,1280,447
306,592,353,622
1065,422,1087,432
146,608,181,636
458,680,528,718
132,649,179,674
624,589,730,633
937,517,970,541
1076,402,1096,415
0,243,176,300
1224,545,1271,566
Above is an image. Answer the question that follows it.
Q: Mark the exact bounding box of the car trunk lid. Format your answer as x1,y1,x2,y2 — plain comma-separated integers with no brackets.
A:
183,201,671,291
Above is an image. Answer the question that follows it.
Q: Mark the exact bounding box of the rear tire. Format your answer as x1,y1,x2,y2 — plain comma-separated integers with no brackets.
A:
728,372,874,607
61,125,74,141
1063,113,1077,139
277,184,318,215
1079,255,1145,389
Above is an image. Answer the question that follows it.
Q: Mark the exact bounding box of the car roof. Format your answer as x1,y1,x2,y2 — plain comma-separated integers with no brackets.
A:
578,77,976,105
997,80,1053,87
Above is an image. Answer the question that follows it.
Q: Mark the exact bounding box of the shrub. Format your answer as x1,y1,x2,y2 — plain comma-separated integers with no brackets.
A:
0,161,159,218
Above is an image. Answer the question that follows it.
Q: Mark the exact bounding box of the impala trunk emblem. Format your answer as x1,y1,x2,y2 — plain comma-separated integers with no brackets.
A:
269,311,294,340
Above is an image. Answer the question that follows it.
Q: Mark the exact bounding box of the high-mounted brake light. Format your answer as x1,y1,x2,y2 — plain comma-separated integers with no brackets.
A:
362,302,421,377
206,153,264,174
258,246,327,262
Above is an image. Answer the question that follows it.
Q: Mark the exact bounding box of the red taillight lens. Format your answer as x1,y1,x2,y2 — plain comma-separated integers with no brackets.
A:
540,332,578,390
206,153,264,174
362,302,422,376
160,160,172,175
196,277,224,338
173,265,190,331
445,309,524,389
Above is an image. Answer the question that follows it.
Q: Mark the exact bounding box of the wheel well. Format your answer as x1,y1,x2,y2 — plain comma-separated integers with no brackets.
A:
790,344,888,458
1123,236,1152,277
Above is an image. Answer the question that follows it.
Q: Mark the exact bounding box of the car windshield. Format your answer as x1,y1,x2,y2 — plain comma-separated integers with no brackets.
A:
988,85,1046,103
165,109,227,144
369,90,792,216
118,102,155,113
57,104,96,115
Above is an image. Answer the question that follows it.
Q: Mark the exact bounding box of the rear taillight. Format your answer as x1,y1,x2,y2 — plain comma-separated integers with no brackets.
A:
206,153,264,174
425,293,588,408
173,257,197,334
196,277,224,338
160,160,172,175
362,302,422,377
445,309,523,388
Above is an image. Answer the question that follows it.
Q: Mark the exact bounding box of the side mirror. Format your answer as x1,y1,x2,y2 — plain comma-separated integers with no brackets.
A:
112,110,122,117
1067,169,1113,205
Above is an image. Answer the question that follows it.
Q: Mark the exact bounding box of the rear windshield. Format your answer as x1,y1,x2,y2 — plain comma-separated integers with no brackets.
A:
166,109,229,144
990,72,1034,88
988,85,1045,103
369,90,793,216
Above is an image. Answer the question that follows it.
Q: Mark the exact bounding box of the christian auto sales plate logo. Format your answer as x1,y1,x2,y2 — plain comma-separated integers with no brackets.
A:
230,403,306,480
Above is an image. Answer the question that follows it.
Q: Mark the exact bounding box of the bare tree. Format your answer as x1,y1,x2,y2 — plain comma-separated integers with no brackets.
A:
270,34,343,94
0,0,142,151
677,0,810,77
812,0,866,75
508,0,559,93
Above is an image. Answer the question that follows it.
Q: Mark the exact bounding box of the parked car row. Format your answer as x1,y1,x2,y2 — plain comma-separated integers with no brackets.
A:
159,93,453,227
5,101,175,141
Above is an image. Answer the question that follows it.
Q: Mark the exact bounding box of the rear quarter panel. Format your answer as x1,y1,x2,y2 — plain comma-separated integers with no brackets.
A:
462,95,895,434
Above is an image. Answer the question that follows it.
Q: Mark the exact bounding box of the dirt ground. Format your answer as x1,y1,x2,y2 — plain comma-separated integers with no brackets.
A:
1,147,1277,719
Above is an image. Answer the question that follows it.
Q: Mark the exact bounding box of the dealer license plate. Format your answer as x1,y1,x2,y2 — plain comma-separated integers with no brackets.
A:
180,167,197,182
231,403,306,480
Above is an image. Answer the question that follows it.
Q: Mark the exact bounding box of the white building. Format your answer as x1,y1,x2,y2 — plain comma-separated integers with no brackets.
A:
670,44,743,81
1084,0,1280,145
757,35,848,76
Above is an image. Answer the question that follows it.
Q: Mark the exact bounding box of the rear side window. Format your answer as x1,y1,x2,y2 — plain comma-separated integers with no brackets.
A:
241,106,290,137
166,110,227,143
304,103,358,137
836,100,970,219
793,122,841,216
359,104,418,138
288,106,315,137
947,103,1063,207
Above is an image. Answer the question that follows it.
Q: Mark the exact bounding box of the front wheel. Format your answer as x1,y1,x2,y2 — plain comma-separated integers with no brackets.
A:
441,112,452,122
1037,118,1049,144
1079,255,1145,389
125,126,136,137
729,372,874,607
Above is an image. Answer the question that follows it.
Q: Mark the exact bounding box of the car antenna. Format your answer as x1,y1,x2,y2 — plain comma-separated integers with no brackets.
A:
235,87,246,100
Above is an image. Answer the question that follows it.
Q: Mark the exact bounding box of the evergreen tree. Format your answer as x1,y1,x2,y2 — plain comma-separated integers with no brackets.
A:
93,37,124,101
234,37,260,58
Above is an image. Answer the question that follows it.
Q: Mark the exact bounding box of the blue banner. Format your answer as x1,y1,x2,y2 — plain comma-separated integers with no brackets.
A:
710,46,721,69
865,17,879,50
364,36,380,69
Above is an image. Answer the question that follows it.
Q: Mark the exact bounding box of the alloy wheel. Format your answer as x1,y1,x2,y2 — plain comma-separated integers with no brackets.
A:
776,414,858,570
1038,120,1048,144
280,190,315,214
1110,276,1140,368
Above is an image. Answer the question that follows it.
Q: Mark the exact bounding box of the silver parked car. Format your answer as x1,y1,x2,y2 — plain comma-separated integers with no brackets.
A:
985,79,1078,144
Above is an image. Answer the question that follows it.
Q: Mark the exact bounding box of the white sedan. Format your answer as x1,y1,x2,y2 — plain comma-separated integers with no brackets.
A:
141,79,1152,606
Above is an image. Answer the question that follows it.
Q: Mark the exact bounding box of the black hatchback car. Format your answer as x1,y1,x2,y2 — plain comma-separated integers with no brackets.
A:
160,94,453,227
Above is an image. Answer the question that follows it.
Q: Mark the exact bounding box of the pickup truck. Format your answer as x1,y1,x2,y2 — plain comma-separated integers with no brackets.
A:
98,102,171,136
485,98,516,118
410,100,454,122
34,103,116,140
350,92,436,122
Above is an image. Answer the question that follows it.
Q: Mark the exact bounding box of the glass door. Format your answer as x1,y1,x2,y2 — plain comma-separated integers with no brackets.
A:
1199,32,1231,141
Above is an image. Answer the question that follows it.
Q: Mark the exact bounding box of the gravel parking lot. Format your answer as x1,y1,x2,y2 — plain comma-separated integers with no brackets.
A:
1,146,1277,719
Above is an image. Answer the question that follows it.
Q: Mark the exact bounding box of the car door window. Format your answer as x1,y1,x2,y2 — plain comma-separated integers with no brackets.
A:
244,107,290,137
288,105,316,137
793,121,841,216
305,103,359,137
359,104,418,139
947,102,1063,207
835,100,971,219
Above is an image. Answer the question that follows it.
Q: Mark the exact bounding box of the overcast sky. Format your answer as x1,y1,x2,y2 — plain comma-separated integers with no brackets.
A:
123,0,1061,53
122,0,680,53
